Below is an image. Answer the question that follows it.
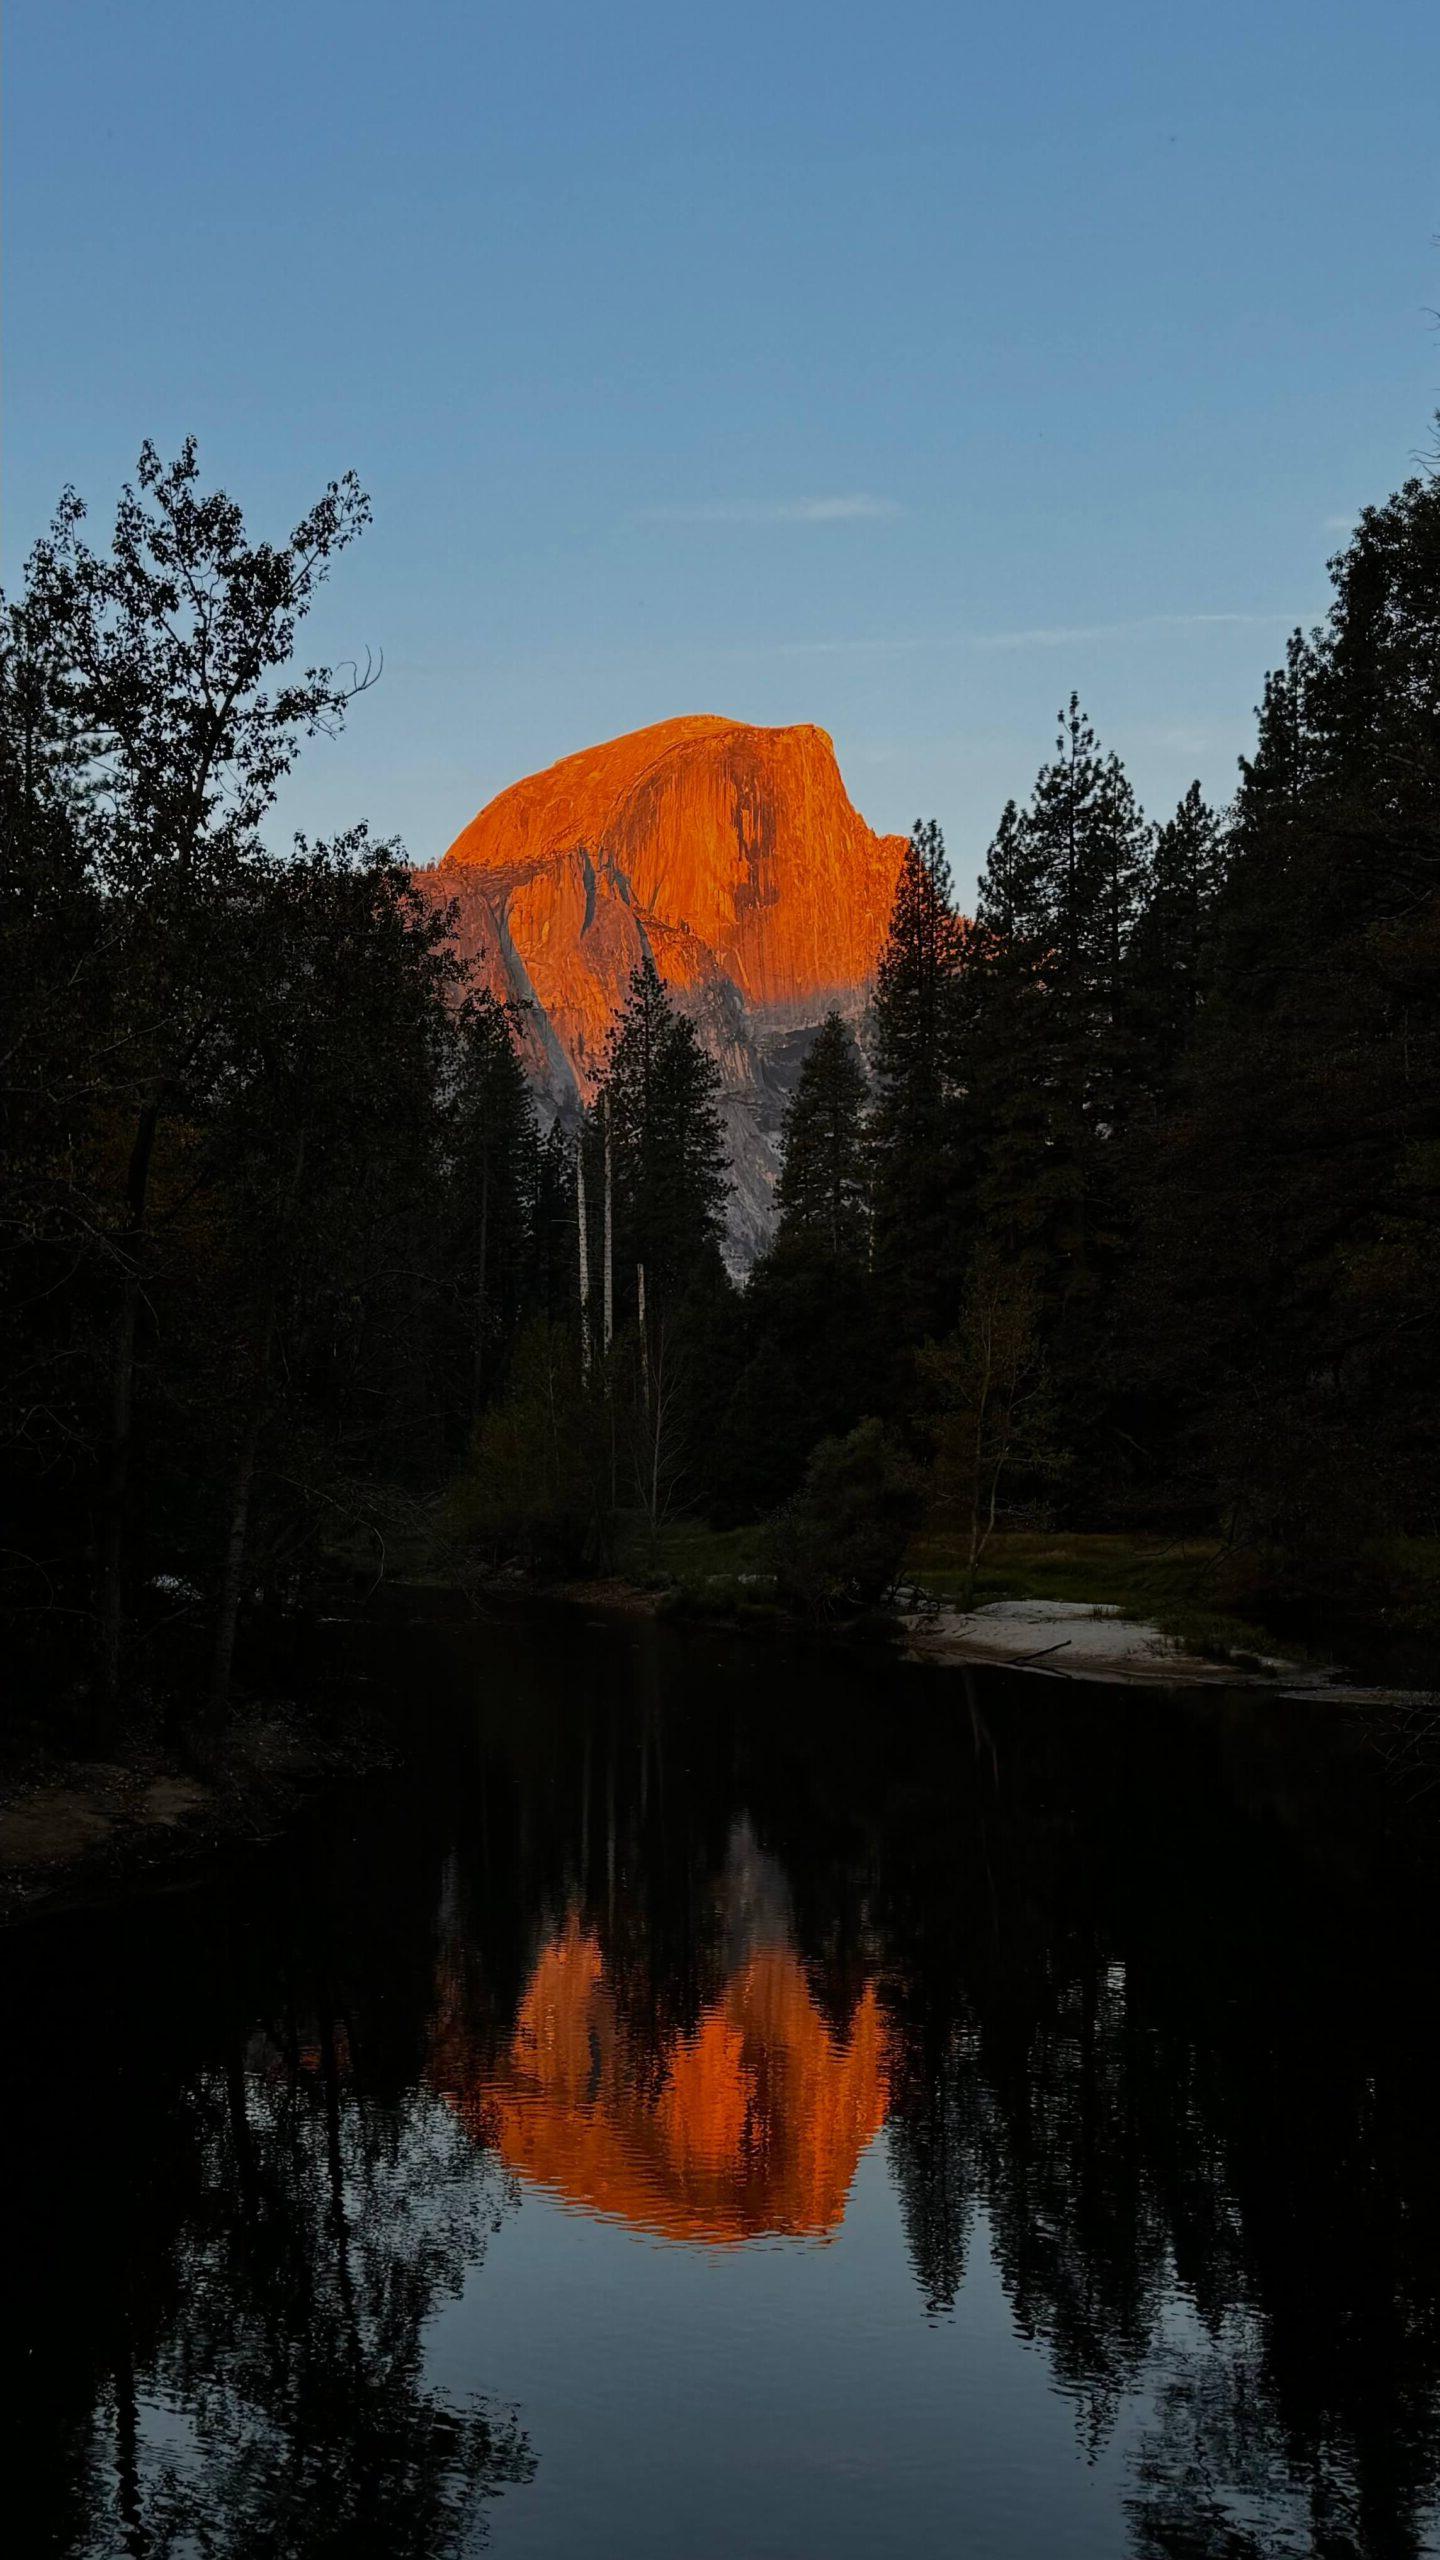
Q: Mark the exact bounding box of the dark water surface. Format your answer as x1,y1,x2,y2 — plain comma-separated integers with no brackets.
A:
5,1611,1439,2558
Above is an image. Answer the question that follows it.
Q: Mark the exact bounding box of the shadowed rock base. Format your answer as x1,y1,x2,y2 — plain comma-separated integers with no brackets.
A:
415,715,908,1263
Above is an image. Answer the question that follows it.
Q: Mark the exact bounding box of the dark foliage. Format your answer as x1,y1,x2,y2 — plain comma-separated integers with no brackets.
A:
0,446,541,1721
769,1419,923,1617
713,1012,882,1517
5,424,1437,1693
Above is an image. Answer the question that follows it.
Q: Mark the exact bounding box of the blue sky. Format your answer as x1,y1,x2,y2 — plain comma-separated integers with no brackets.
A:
5,0,1437,898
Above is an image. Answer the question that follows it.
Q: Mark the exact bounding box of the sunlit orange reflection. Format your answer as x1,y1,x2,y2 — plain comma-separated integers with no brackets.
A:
433,1913,888,2246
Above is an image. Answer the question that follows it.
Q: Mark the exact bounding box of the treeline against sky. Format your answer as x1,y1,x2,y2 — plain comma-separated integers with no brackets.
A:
3,436,1437,1715
1,445,565,1720
457,435,1440,1634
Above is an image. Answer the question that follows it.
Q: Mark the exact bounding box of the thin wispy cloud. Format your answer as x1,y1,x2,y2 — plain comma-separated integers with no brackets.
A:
756,610,1290,660
1323,512,1354,533
637,494,901,526
966,610,1286,652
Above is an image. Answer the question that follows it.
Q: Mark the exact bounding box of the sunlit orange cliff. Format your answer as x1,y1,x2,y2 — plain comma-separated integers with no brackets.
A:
430,1914,889,2246
415,716,908,1257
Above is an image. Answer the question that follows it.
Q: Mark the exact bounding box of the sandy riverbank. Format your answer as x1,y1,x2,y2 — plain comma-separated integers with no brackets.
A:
901,1596,1300,1686
899,1596,1437,1704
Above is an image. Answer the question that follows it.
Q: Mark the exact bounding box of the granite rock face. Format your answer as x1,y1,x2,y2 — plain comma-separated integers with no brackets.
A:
416,715,907,1262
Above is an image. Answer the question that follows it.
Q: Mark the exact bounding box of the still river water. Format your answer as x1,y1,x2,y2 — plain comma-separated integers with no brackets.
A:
5,1608,1439,2559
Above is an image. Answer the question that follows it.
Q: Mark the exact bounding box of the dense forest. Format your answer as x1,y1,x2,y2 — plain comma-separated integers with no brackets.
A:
3,431,1437,1726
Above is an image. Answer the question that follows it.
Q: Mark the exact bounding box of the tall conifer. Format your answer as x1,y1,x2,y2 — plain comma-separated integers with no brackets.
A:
869,820,969,1337
1127,781,1226,1083
1137,456,1440,1563
449,990,539,1421
714,1014,880,1519
589,957,728,1321
963,704,1154,1504
772,1011,869,1261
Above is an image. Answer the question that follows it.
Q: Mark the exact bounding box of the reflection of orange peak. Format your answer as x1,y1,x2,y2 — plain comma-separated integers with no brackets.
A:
428,716,907,1096
435,1916,888,2246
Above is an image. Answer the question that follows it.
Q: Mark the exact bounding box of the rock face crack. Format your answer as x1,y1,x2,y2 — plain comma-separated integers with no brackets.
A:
578,844,598,937
413,714,908,1264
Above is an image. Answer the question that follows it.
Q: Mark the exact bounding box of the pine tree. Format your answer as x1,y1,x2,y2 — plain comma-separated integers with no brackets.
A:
974,796,1049,943
985,694,1152,1001
713,1014,880,1518
962,706,1155,1509
577,960,732,1530
772,1011,869,1260
200,834,464,1702
869,820,970,1338
449,990,539,1424
528,1118,578,1326
590,957,729,1322
1127,781,1226,1084
872,820,962,1094
1135,451,1440,1574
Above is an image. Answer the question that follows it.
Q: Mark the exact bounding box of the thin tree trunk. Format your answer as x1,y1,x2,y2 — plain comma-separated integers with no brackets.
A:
602,1104,614,1354
472,1147,491,1422
606,1723,616,1924
577,1139,591,1376
580,1721,592,1887
113,2333,147,2558
209,1132,301,1718
96,1282,140,1710
967,1314,994,1584
209,1399,265,1716
226,2039,259,2223
649,1325,664,1534
318,2012,361,2378
96,1096,162,1712
636,1262,648,1412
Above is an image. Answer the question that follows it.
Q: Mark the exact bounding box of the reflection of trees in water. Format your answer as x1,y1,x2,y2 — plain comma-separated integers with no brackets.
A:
70,2026,532,2560
4,1744,538,2560
11,1619,1440,2559
882,1963,1440,2560
889,1960,1177,2444
89,2029,531,2557
884,2023,981,2317
431,1638,1440,2558
426,1635,1440,2559
1125,2324,1362,2560
431,1676,746,2121
863,1692,1440,2560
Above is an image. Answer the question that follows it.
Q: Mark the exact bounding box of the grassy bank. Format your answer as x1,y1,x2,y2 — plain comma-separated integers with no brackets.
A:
907,1530,1287,1668
604,1519,1262,1654
597,1519,1439,1677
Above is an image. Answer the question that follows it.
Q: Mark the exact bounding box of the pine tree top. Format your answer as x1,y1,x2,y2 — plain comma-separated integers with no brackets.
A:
774,1010,869,1261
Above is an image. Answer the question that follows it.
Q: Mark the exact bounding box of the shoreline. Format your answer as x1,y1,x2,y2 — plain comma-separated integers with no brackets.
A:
900,1595,1301,1689
450,1562,1436,1703
5,1582,1431,1922
560,1573,1436,1705
899,1604,1429,1704
0,1710,394,1929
